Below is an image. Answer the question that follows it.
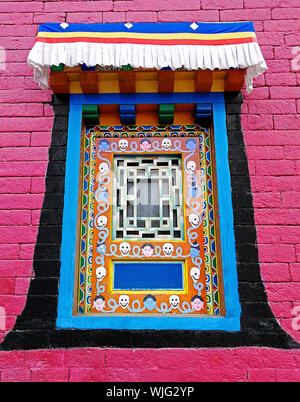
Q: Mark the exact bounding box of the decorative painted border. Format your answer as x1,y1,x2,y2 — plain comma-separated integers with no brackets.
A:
57,92,241,330
37,22,257,46
199,131,220,315
91,136,205,315
78,127,220,316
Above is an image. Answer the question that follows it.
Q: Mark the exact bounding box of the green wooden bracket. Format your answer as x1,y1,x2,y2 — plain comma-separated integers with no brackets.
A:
121,64,134,71
159,104,174,124
50,63,65,72
82,104,100,125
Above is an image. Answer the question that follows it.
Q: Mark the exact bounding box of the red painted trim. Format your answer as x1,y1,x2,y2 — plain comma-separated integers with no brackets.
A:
36,36,257,46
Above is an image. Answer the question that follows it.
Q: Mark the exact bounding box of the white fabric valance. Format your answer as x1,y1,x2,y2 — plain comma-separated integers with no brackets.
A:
28,22,267,93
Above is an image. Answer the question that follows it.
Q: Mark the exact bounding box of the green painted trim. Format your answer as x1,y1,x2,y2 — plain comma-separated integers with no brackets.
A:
82,104,100,125
50,63,64,72
159,104,174,124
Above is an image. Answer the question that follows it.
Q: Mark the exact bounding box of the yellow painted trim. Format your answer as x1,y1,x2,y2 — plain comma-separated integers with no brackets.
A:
136,80,158,93
38,31,256,40
67,69,229,94
69,80,83,94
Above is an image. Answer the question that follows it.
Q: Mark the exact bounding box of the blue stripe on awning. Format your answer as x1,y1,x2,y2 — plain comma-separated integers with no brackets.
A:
38,22,255,35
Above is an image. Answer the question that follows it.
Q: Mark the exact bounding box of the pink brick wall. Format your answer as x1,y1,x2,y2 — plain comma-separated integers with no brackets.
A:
0,0,299,382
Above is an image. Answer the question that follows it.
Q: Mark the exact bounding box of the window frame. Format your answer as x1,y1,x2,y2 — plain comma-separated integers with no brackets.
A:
111,153,185,242
57,92,241,331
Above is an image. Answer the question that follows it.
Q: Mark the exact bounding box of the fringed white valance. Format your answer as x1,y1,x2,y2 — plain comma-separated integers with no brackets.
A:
28,22,267,93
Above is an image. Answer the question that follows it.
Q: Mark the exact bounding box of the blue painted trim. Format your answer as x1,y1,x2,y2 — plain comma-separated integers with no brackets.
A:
57,104,82,323
120,104,136,114
39,22,255,35
213,101,241,323
120,114,136,126
57,93,241,331
70,92,224,106
57,315,240,331
196,103,212,113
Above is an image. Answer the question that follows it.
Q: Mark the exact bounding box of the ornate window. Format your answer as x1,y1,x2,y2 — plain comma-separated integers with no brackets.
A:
24,20,267,331
57,93,241,331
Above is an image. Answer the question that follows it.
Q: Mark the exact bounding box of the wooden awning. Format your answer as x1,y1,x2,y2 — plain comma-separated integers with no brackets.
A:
28,22,267,93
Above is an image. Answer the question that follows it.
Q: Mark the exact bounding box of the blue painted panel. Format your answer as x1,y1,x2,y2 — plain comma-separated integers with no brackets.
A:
81,63,95,71
113,262,184,291
120,104,135,114
195,113,211,125
70,92,225,106
120,114,136,125
196,103,212,113
39,22,255,35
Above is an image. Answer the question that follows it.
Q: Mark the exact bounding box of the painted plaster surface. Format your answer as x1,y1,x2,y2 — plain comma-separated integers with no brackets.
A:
0,0,300,382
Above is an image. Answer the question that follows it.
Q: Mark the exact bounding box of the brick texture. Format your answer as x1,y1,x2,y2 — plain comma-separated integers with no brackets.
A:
0,0,299,383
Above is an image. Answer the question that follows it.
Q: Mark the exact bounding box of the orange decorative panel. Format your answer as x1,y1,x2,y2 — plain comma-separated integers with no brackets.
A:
76,126,222,317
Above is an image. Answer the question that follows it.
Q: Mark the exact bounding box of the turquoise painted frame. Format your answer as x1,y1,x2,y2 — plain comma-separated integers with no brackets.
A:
56,92,241,331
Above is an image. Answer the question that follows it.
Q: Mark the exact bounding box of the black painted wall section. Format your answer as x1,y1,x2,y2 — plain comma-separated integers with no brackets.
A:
1,93,299,350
